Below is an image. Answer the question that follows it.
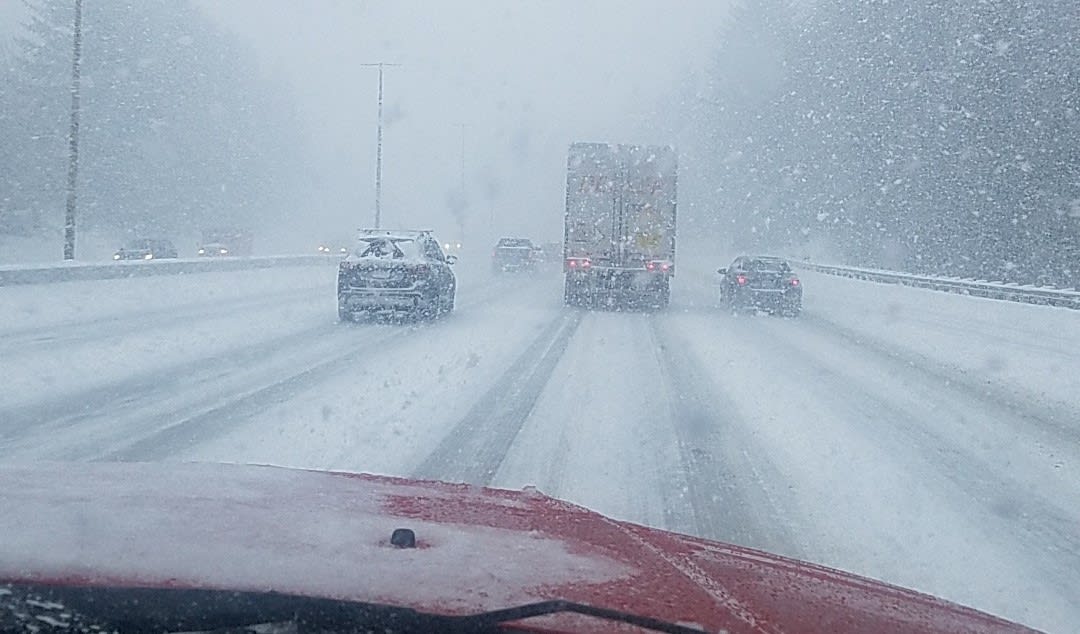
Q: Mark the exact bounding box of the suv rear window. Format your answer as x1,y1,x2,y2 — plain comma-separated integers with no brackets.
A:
354,238,422,260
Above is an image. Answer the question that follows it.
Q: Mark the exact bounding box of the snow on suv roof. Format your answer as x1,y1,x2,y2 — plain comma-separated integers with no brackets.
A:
349,235,425,262
357,229,433,240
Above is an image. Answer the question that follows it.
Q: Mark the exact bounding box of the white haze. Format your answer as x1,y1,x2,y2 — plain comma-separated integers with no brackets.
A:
191,0,730,247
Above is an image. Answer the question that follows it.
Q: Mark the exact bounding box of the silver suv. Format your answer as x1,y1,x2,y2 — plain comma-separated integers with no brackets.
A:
337,230,457,321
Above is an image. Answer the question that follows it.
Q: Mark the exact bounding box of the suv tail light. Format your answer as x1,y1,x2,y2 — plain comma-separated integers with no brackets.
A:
736,274,748,286
790,278,800,286
566,257,591,270
646,259,673,273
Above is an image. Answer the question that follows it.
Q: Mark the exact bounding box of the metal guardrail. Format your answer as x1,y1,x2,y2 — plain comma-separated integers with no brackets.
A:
795,261,1080,310
0,255,340,287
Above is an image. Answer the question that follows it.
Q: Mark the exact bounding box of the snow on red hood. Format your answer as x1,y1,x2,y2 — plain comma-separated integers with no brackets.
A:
0,462,1029,633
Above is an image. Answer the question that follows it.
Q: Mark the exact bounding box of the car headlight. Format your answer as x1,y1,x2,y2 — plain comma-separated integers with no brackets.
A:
198,249,205,255
113,253,121,260
220,248,228,255
143,253,153,260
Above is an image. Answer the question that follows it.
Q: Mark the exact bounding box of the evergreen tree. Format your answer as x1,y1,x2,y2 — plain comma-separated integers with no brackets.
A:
1,0,309,246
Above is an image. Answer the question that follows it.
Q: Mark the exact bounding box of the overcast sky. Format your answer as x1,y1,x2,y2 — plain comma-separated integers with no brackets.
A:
3,1,730,246
0,1,22,40
192,1,730,244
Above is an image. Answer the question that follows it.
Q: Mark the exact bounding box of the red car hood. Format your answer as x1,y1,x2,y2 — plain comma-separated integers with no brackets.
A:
0,462,1028,633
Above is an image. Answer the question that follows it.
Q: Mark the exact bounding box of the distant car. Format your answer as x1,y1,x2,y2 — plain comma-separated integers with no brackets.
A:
112,238,177,261
718,255,802,316
197,242,232,257
441,240,464,257
492,237,538,273
337,230,457,321
201,229,254,257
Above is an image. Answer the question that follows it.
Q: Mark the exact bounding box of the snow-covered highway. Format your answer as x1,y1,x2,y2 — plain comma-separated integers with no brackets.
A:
1,262,1077,632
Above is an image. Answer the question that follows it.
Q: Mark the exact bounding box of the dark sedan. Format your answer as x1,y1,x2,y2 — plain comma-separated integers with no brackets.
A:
492,237,538,273
718,255,802,316
112,238,178,261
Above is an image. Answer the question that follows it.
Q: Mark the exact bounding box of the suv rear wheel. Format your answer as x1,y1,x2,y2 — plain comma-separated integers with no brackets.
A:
441,289,456,314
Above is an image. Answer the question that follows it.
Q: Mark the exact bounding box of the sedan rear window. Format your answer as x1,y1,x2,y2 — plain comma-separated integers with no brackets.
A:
747,259,790,273
497,238,533,248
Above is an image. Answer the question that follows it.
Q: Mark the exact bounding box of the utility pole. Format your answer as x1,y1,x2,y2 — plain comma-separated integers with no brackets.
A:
457,123,467,242
359,62,400,229
457,124,466,197
64,0,83,260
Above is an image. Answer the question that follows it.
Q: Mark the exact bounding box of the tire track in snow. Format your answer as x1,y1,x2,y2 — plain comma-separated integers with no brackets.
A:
0,320,343,444
0,276,527,460
92,277,536,462
0,287,320,357
412,309,584,485
647,317,802,557
99,328,416,462
744,318,1080,596
800,311,1080,446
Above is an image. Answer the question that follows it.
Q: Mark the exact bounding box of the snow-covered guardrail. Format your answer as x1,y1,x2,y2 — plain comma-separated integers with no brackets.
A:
0,254,341,287
794,261,1080,310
